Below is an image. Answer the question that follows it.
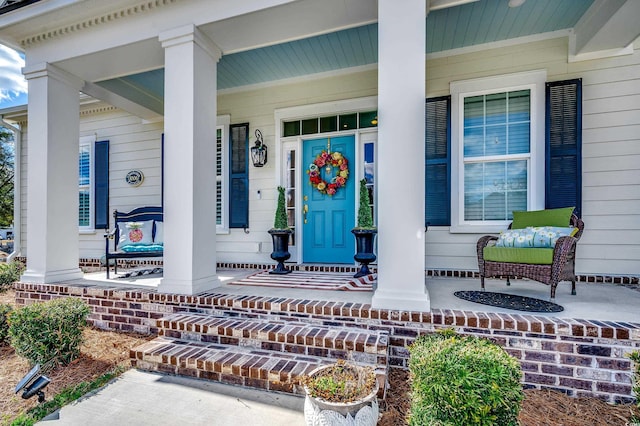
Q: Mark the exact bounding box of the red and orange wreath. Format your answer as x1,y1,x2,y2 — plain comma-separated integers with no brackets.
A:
307,150,349,196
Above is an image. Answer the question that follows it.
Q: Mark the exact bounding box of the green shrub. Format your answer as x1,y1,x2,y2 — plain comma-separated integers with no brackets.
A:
0,260,24,292
8,297,90,366
0,303,12,345
409,331,524,426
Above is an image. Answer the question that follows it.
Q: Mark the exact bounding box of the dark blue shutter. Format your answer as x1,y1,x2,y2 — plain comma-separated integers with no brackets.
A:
94,140,109,229
229,123,249,228
161,134,164,209
545,79,582,217
425,96,451,226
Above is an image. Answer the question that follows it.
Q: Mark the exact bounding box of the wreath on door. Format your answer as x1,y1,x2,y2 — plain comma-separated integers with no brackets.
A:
307,150,349,196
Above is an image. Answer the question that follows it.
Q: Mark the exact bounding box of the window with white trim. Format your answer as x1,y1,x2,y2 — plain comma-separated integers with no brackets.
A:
78,135,95,230
451,70,546,233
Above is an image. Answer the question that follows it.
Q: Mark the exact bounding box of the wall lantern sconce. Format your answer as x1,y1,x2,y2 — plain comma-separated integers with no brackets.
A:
15,364,50,403
250,129,268,167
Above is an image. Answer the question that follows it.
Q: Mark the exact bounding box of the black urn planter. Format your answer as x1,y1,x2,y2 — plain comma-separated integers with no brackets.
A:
268,229,293,275
352,229,377,278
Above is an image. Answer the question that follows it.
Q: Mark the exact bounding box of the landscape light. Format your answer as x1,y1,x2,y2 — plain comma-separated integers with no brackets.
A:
15,364,51,403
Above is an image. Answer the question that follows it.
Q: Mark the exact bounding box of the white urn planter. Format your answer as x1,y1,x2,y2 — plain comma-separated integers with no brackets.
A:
302,364,379,426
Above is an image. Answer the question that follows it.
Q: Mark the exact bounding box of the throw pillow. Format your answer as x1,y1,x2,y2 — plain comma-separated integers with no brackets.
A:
153,221,163,245
496,226,577,248
511,207,574,229
117,220,153,250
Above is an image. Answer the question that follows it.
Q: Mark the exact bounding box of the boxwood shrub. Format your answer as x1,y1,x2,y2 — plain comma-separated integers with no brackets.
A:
0,303,12,345
8,297,90,366
0,260,24,292
409,330,524,426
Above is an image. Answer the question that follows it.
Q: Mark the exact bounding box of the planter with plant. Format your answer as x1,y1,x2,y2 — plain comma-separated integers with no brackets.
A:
301,359,379,425
351,179,377,278
268,186,293,274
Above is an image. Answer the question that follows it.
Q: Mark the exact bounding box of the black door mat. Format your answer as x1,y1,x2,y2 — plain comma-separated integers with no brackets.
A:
454,290,564,313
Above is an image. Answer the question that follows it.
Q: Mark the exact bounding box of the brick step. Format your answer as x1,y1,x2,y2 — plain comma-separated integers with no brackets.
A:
157,313,388,366
130,336,387,397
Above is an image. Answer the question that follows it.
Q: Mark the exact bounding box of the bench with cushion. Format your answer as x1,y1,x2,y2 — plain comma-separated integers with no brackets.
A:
104,206,163,278
477,207,584,300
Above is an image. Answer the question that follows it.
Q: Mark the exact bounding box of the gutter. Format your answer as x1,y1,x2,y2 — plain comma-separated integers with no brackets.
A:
0,116,21,262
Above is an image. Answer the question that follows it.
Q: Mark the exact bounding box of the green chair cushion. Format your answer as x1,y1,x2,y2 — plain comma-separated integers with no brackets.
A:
511,207,574,229
483,246,554,265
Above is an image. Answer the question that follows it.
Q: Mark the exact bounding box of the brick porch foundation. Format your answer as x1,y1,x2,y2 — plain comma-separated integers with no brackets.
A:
13,281,640,404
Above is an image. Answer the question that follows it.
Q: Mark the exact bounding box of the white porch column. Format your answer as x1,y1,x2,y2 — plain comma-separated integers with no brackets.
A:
158,24,221,295
372,0,429,311
21,63,84,283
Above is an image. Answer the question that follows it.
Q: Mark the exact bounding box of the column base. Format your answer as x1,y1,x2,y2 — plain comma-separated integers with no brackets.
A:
20,267,84,284
158,274,222,295
371,289,430,312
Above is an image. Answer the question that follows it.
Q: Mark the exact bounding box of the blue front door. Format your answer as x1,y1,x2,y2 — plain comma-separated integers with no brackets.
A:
302,136,356,263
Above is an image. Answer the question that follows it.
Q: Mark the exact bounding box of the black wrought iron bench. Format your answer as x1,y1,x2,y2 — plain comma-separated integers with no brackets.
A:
104,206,163,278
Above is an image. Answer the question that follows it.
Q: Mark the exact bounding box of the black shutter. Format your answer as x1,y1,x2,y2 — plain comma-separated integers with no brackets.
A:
160,133,164,207
545,79,582,217
94,140,109,229
425,96,451,226
229,123,249,228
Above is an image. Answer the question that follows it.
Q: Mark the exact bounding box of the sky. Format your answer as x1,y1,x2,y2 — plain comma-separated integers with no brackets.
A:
0,43,27,110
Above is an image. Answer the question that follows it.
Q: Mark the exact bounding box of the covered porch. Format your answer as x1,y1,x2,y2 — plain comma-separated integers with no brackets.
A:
3,0,638,315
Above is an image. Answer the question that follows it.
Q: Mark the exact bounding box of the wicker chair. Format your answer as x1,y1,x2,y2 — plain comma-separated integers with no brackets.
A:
476,214,584,300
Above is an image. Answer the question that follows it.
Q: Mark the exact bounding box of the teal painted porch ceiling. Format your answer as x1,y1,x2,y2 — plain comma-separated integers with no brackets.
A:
97,0,593,103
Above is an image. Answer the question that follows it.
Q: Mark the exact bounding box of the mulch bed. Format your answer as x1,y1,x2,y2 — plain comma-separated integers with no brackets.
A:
378,369,639,425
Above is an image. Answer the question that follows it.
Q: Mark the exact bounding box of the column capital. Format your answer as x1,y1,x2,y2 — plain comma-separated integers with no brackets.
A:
159,24,222,62
22,62,84,90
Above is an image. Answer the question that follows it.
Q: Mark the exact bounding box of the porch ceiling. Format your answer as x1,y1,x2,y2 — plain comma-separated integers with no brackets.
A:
3,0,638,118
95,0,596,114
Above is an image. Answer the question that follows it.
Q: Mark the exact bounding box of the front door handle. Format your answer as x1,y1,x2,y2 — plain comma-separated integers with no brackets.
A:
303,204,309,224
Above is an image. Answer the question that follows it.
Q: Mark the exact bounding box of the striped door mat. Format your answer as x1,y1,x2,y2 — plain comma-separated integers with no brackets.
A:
229,270,376,291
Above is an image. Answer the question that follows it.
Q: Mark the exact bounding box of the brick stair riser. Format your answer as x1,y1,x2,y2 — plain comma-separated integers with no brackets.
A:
160,329,384,366
130,338,387,398
157,314,388,358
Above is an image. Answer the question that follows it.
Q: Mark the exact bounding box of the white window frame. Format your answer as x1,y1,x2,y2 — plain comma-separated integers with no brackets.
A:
216,115,230,233
78,135,96,232
450,70,546,234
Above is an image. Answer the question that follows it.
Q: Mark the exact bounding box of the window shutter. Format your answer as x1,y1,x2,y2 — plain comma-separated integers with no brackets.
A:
545,79,582,217
161,134,164,209
229,123,249,228
425,96,451,226
94,140,109,229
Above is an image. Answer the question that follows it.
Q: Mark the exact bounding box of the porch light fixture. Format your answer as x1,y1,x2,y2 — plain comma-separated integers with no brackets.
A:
250,129,268,167
15,364,50,403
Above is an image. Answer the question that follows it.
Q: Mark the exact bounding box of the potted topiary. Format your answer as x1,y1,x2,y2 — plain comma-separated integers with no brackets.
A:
351,179,377,278
301,359,379,425
268,186,293,274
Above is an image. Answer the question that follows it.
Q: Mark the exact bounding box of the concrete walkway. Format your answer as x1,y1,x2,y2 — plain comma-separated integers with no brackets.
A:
39,370,305,425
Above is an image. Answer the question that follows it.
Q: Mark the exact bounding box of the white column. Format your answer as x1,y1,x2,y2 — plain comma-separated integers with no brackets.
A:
158,25,221,295
20,63,84,283
372,0,429,311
